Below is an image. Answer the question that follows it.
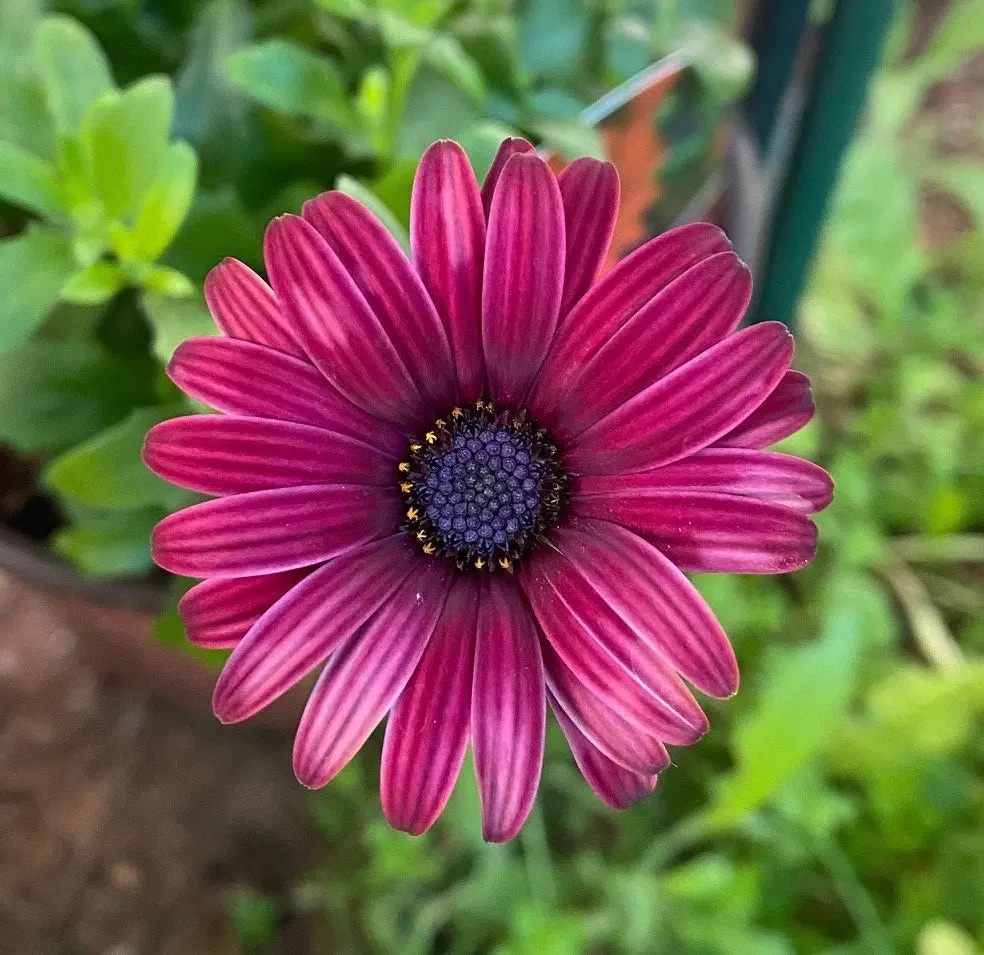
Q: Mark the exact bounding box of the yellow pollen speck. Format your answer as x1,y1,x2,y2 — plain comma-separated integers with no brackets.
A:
400,482,412,493
416,530,428,541
451,407,463,418
398,462,410,473
410,442,422,453
498,558,512,570
425,432,437,444
407,507,419,520
435,418,446,428
423,542,436,555
475,399,485,409
474,558,485,569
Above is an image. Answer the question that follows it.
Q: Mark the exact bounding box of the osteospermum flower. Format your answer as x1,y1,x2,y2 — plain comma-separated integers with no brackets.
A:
144,138,832,842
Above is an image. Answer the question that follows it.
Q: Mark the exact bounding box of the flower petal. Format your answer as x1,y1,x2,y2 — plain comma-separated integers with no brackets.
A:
482,153,565,407
264,215,427,429
550,694,659,810
572,490,818,574
542,641,670,773
302,191,457,413
481,136,534,216
411,141,486,404
179,569,310,648
717,369,816,449
522,551,707,744
566,322,793,475
550,252,752,442
577,448,834,514
380,574,479,834
212,536,415,722
167,337,407,454
293,559,454,789
552,519,738,697
144,415,395,495
204,258,305,358
557,158,620,315
151,484,401,578
472,575,545,842
528,222,732,426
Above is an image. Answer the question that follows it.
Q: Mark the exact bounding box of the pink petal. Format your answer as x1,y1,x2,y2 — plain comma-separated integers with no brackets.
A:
264,215,427,430
302,191,457,414
293,559,454,789
167,337,408,455
578,448,834,514
557,158,620,315
482,153,565,406
212,536,416,722
542,641,670,773
380,575,479,835
472,576,545,842
481,137,534,217
143,415,395,495
411,141,486,404
520,557,707,745
566,322,793,475
717,370,816,449
552,519,739,697
151,484,401,578
550,252,752,442
528,222,732,426
550,695,659,810
179,569,310,648
204,258,305,359
572,490,818,574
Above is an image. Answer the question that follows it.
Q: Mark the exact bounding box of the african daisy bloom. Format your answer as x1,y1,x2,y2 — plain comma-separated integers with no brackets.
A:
144,137,832,842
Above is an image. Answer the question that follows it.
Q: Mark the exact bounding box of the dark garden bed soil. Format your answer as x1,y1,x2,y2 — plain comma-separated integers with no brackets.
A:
0,571,317,955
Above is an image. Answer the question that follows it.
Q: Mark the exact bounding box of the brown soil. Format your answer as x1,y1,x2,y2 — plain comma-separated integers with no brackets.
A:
0,572,314,955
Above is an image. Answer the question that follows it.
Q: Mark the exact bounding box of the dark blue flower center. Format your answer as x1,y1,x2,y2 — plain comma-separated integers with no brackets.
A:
400,403,566,571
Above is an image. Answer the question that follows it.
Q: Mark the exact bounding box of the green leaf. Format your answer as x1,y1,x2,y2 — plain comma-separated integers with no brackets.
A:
44,406,190,511
921,0,984,78
127,141,199,262
335,175,412,255
0,74,56,156
34,15,115,133
224,40,358,133
395,63,482,160
530,116,605,161
0,225,77,353
52,507,160,577
143,292,217,363
706,577,866,828
516,0,591,82
173,0,252,183
0,140,64,217
676,22,755,106
81,76,176,219
0,338,122,451
926,160,984,226
424,35,485,103
61,261,125,305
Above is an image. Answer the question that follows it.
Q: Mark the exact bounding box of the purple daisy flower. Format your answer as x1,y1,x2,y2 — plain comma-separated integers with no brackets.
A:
144,138,832,842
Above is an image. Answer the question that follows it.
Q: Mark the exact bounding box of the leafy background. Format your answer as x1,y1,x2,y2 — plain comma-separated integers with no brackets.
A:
0,0,983,953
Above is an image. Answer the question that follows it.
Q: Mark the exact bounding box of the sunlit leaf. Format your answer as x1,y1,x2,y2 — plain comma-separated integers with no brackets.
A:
43,406,189,511
34,15,115,133
0,225,76,353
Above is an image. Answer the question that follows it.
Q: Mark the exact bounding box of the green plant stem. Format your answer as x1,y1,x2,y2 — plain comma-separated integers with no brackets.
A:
814,835,898,955
519,801,558,909
892,534,984,563
638,812,713,871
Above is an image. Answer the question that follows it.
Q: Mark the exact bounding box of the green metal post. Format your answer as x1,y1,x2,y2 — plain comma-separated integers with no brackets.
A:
751,0,897,326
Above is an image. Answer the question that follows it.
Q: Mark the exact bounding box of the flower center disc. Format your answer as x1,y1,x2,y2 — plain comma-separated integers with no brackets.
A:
400,402,567,571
